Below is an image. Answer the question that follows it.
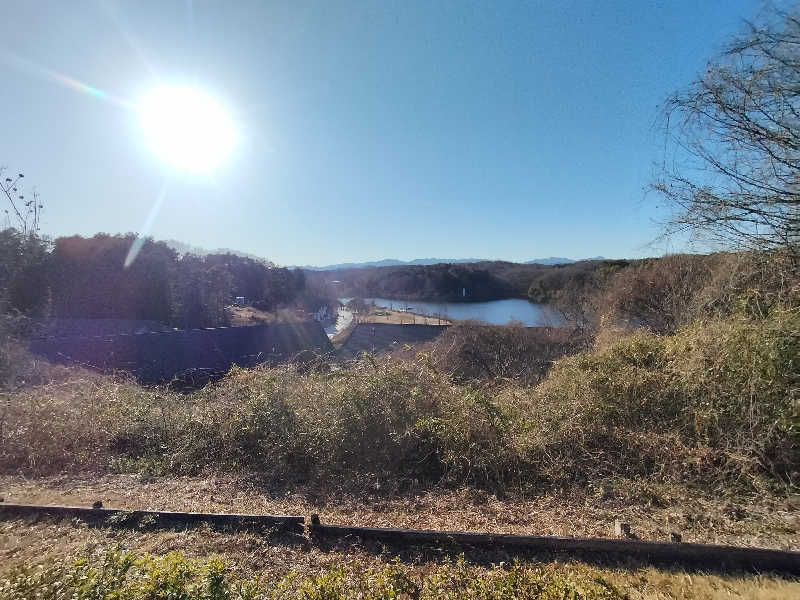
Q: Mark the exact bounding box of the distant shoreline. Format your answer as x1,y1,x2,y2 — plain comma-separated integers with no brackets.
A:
355,307,452,326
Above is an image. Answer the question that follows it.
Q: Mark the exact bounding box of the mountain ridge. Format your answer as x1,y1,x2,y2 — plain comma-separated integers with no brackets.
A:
159,239,605,270
300,256,606,270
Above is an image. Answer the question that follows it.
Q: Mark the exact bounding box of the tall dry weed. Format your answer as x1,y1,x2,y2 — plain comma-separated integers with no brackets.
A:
1,307,796,492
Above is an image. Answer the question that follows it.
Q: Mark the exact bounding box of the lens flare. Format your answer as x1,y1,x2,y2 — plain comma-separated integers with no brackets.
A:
1,51,134,109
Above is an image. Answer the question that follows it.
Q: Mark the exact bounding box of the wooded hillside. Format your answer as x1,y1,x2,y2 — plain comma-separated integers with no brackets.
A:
307,259,631,302
0,231,330,328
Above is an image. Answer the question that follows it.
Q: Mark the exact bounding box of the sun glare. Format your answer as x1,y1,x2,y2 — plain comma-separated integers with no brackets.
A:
139,86,236,172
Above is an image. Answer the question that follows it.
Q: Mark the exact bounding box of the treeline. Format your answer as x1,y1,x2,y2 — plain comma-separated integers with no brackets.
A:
0,230,326,328
307,259,630,303
309,262,513,301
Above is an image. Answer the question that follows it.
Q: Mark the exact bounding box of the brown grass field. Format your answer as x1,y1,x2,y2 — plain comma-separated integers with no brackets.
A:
358,307,451,326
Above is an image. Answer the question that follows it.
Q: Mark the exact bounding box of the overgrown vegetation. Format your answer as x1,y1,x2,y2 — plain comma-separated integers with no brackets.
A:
0,311,71,392
3,7,800,600
2,182,796,493
593,252,799,333
6,532,800,600
2,288,796,492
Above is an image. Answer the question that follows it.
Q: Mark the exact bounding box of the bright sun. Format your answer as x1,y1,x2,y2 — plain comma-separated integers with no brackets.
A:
139,86,236,172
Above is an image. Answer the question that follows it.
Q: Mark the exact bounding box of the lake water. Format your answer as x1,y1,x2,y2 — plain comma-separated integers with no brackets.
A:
338,297,564,327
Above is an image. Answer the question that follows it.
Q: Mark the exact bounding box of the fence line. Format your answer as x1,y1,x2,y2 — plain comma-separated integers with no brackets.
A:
0,503,304,534
2,502,798,574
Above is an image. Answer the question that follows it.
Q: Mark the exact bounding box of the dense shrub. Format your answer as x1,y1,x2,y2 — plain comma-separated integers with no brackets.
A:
1,306,796,491
1,376,154,473
0,549,625,600
426,321,588,384
594,251,800,334
528,307,799,488
593,254,720,333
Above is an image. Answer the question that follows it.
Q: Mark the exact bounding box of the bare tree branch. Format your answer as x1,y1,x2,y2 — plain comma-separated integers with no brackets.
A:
653,6,800,257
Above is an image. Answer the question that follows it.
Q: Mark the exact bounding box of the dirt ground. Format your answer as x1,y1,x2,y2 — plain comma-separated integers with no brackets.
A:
357,307,450,326
228,305,449,329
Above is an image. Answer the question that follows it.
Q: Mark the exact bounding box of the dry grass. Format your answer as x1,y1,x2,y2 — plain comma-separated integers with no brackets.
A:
1,307,799,597
0,475,797,550
227,305,319,327
594,251,800,335
528,307,799,489
358,307,451,326
0,513,798,599
1,307,797,493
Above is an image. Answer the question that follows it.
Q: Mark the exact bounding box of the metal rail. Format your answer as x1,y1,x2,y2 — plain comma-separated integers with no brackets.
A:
309,520,800,574
0,503,304,534
2,502,798,574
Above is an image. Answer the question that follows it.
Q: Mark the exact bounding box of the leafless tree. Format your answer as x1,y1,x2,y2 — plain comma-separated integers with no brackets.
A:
653,5,800,257
1,168,42,236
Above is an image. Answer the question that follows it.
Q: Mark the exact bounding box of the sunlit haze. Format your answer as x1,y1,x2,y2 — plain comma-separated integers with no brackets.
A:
0,0,766,265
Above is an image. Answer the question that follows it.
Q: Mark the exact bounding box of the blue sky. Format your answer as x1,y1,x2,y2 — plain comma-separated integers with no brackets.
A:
1,0,763,266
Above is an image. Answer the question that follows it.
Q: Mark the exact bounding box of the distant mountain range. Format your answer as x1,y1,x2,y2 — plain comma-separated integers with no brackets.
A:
301,256,606,271
159,239,604,270
524,256,606,265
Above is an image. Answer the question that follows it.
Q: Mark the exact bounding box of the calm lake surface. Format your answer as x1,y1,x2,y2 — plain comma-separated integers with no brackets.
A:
339,297,564,327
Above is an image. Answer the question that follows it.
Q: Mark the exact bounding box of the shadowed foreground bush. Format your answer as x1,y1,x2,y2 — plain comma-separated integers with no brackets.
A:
0,312,74,392
0,549,625,600
1,307,796,491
